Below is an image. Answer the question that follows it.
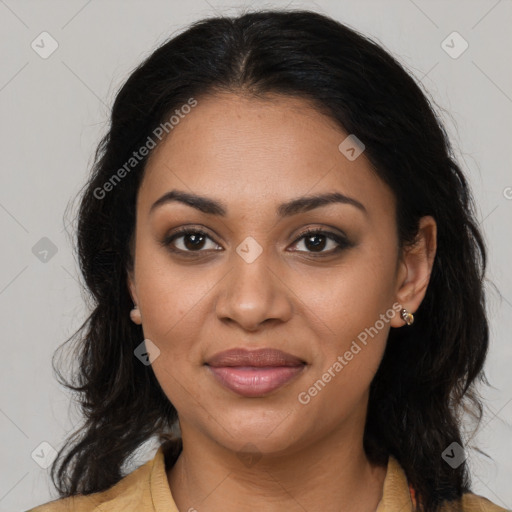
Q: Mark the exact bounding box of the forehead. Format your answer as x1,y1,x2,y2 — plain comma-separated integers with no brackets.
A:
138,92,394,218
146,92,345,170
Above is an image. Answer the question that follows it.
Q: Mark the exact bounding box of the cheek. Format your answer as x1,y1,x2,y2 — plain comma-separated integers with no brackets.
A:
138,280,211,412
293,244,397,341
295,298,390,429
292,246,396,402
135,237,207,326
133,249,212,376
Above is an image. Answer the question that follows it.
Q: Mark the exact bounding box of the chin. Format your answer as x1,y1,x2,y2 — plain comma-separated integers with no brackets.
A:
205,413,307,455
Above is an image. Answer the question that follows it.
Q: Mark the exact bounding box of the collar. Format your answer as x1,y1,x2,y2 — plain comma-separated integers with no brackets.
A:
376,455,415,511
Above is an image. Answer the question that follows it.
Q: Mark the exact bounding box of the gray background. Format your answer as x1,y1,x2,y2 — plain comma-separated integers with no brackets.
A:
0,0,510,510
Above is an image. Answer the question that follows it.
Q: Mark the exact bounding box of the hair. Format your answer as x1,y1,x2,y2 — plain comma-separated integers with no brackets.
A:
52,8,491,512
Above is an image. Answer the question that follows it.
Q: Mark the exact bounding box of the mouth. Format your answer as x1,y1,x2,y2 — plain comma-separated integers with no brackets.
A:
204,348,307,397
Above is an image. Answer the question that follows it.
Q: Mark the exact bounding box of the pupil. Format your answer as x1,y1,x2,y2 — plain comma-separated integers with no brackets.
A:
306,234,326,252
185,233,205,250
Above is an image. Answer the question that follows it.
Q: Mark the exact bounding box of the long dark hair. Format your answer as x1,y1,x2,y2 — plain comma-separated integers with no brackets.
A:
52,9,490,512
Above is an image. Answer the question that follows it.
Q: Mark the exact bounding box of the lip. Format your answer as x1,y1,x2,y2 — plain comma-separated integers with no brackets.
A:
205,348,307,397
206,348,306,367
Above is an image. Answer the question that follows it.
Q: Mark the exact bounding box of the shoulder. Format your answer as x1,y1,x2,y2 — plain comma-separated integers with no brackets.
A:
389,455,508,512
439,492,510,512
26,455,155,512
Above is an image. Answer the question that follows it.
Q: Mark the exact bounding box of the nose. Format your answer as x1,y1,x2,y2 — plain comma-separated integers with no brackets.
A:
215,248,293,331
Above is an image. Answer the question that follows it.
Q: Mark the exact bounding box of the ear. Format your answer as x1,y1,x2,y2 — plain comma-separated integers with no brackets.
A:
127,269,142,325
390,215,437,328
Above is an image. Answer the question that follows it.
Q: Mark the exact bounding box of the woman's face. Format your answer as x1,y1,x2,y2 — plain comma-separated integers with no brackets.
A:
128,92,425,457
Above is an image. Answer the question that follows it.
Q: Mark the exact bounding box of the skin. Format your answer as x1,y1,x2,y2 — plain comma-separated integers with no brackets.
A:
127,91,437,512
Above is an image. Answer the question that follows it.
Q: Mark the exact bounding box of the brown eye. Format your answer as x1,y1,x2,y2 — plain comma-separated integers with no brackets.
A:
290,229,352,255
181,232,207,250
163,229,221,253
302,233,329,252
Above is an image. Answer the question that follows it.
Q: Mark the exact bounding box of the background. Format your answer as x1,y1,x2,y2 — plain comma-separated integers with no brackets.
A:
0,0,510,510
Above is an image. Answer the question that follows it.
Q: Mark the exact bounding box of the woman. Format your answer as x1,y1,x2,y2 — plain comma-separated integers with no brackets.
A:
28,9,508,512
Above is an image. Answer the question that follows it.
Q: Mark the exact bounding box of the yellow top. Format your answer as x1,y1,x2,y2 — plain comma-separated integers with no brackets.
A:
28,444,508,511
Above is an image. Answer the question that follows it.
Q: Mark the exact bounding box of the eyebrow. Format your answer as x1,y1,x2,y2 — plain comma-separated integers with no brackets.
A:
149,189,367,217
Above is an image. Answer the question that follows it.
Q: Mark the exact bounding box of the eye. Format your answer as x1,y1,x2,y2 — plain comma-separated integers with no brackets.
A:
289,228,352,255
162,228,221,254
161,226,352,256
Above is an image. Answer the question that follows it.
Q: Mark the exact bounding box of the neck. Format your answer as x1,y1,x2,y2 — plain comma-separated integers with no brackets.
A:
166,418,387,512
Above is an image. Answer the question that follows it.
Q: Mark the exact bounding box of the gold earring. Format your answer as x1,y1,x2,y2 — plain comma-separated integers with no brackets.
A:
400,308,414,326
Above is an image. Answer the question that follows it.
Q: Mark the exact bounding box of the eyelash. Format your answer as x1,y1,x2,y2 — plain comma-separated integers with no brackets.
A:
161,226,353,257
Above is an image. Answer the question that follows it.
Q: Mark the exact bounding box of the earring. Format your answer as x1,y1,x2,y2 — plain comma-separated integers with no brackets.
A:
400,308,414,326
130,304,141,324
